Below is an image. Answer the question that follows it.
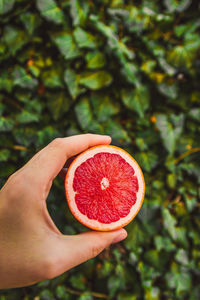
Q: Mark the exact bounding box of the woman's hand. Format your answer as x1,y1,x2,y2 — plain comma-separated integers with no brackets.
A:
0,134,127,289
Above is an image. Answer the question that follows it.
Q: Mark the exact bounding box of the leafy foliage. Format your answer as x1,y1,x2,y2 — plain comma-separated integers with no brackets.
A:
0,0,200,299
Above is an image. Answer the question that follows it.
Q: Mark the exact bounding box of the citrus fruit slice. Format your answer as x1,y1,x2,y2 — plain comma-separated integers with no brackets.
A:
65,145,145,231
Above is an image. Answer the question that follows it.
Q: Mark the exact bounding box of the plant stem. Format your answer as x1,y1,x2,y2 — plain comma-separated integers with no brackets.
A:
174,147,200,164
65,287,108,299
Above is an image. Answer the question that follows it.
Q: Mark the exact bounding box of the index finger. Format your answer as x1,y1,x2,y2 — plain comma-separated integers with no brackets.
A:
25,134,111,185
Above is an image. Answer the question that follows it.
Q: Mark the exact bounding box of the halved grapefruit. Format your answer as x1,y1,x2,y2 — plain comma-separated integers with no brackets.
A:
64,145,145,231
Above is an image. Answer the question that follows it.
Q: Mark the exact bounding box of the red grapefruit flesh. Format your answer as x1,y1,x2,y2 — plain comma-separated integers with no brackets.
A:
65,145,145,231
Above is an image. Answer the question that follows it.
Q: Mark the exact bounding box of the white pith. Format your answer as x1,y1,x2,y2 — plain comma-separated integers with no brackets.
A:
100,177,109,190
66,145,145,230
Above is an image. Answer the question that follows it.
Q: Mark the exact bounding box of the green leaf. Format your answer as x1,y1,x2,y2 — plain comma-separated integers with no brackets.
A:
0,0,15,15
176,273,192,295
0,117,14,132
70,274,86,290
121,86,149,118
85,51,106,69
90,15,139,85
36,126,59,148
0,163,16,178
39,289,54,300
17,111,39,124
69,0,89,26
141,60,156,74
75,97,93,130
168,46,190,67
2,26,28,55
135,138,148,151
48,92,71,121
144,249,169,270
156,114,184,154
154,236,176,252
13,127,36,147
164,0,192,13
79,71,112,90
0,149,10,162
64,69,85,99
121,62,140,86
189,108,200,121
90,92,120,122
41,68,63,88
13,66,38,89
158,57,176,76
90,14,118,43
162,208,177,239
74,27,97,49
79,292,93,300
56,286,70,300
104,120,130,143
176,227,188,247
167,173,177,189
157,82,178,99
99,260,114,277
167,34,200,68
108,275,124,298
36,0,65,24
20,12,41,35
28,65,40,77
184,194,197,212
166,272,192,295
144,288,160,300
135,151,158,172
53,32,81,60
0,42,6,58
175,249,189,266
0,103,5,116
125,221,147,251
0,70,13,92
137,261,158,289
174,24,188,37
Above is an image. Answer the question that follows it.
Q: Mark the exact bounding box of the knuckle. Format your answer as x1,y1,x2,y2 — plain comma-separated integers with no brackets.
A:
85,133,93,139
91,243,104,258
51,138,63,148
7,172,26,196
7,171,18,184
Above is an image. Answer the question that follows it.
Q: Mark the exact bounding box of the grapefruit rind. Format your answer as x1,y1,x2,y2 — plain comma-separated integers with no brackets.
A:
65,145,145,231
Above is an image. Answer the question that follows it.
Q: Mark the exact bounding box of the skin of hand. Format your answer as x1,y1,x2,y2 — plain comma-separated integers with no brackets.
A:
0,134,127,289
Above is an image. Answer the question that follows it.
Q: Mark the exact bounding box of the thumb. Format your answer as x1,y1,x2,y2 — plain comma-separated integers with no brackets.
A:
67,229,128,265
51,229,127,277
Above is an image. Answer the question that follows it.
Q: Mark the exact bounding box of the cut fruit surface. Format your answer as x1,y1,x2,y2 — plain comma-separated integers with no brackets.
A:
65,145,145,231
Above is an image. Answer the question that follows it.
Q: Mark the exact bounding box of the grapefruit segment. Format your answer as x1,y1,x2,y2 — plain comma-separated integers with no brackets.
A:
65,145,145,231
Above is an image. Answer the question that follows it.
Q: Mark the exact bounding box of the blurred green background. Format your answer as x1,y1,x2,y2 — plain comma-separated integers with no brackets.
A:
0,0,200,299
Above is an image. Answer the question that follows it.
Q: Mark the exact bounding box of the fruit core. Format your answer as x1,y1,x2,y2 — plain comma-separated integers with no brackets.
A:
100,177,109,190
72,152,139,224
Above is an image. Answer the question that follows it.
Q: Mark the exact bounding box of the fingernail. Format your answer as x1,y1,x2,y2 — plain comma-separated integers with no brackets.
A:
112,229,127,244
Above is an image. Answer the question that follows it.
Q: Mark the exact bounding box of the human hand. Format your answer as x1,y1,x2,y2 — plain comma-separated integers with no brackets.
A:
0,134,127,289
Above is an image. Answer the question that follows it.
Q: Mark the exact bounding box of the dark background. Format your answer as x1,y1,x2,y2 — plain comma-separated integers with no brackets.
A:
0,0,200,299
